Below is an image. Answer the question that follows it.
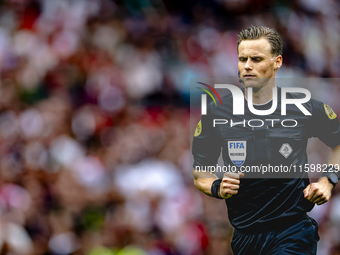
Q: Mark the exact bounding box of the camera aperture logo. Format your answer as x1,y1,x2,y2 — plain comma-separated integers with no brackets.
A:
197,83,312,129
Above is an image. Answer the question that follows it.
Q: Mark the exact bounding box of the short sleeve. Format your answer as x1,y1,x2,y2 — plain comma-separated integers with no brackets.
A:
310,99,340,148
192,103,222,168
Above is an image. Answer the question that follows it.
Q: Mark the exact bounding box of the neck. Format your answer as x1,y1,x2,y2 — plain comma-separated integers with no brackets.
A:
245,83,276,105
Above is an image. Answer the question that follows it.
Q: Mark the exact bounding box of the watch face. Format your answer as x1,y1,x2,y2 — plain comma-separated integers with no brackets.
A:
329,173,338,185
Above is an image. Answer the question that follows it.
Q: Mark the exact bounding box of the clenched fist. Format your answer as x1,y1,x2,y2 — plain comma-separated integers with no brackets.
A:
303,176,333,205
219,171,244,199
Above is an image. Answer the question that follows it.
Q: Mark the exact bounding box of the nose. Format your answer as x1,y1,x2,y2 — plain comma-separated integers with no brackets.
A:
245,59,253,71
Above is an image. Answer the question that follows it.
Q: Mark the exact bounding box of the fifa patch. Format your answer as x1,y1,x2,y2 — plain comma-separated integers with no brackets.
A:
194,120,202,137
228,141,246,167
279,143,293,158
324,104,337,120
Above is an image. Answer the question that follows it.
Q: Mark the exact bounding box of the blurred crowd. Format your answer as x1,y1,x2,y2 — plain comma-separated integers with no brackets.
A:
0,0,340,254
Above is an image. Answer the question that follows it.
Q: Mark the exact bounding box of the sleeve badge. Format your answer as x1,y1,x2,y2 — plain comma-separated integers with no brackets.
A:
194,120,202,137
324,104,337,120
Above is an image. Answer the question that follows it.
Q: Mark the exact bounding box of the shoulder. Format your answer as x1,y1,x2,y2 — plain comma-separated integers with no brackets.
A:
221,91,237,105
310,99,338,120
282,88,323,115
211,88,243,107
208,90,237,116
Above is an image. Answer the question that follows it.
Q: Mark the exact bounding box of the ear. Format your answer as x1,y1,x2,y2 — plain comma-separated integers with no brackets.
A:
274,55,282,71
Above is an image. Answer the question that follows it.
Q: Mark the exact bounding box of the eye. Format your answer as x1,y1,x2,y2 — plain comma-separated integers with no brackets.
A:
239,57,247,62
251,57,261,62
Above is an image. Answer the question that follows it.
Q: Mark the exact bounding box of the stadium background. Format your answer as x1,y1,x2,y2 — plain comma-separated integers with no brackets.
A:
0,0,339,254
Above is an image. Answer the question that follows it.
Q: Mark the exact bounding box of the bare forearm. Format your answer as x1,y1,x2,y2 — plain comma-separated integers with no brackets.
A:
323,144,340,181
193,168,243,199
305,145,340,205
328,144,340,166
193,168,218,197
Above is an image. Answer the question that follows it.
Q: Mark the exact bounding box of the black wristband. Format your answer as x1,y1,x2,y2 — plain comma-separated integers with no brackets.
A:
321,165,339,189
211,179,223,199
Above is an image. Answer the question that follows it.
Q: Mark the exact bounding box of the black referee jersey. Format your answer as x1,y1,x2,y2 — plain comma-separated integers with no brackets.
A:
192,86,340,234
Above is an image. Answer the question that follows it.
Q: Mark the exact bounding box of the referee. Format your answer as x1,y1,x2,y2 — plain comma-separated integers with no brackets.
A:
192,26,340,254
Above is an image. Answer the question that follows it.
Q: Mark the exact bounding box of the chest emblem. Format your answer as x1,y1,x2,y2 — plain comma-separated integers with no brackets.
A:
279,143,293,158
228,141,246,167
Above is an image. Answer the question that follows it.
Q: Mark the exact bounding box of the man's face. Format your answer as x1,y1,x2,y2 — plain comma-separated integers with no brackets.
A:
238,38,282,89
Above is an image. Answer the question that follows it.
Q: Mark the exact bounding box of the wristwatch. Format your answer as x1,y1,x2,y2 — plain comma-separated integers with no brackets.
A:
326,173,338,189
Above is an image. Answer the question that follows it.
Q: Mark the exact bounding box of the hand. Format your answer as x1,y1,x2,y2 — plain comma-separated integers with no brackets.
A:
303,177,333,205
219,171,244,199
